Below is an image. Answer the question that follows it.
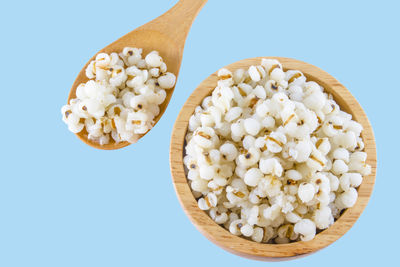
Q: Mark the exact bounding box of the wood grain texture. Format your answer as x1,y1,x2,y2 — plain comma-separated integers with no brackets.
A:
169,57,377,261
67,0,207,150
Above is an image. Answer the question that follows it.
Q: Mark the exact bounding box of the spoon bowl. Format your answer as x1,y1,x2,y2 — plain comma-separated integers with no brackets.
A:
170,57,377,261
67,0,207,150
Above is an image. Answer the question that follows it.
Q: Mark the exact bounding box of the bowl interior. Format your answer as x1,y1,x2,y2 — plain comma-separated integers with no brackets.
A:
169,57,377,261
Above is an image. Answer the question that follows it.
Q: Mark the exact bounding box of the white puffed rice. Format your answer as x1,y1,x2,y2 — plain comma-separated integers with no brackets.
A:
184,59,372,243
62,47,176,144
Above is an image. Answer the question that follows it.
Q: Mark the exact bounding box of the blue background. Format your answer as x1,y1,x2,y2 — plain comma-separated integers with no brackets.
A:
1,0,398,266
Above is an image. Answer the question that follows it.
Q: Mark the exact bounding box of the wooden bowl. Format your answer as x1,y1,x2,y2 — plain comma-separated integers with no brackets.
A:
169,57,377,261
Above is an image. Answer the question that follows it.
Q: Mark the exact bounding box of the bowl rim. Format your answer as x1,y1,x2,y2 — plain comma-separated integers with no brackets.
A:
169,57,377,261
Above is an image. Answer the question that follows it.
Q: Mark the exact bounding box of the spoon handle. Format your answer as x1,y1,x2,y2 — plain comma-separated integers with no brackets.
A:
139,0,208,52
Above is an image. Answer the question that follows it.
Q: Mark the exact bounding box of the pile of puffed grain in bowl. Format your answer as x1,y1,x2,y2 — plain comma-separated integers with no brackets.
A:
184,59,371,243
61,47,176,144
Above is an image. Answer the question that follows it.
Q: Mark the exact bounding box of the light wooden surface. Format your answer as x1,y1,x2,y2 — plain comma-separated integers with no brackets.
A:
170,57,377,261
67,0,207,150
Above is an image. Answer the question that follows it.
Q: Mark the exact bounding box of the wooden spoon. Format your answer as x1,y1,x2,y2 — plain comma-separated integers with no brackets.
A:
170,57,377,261
67,0,207,150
